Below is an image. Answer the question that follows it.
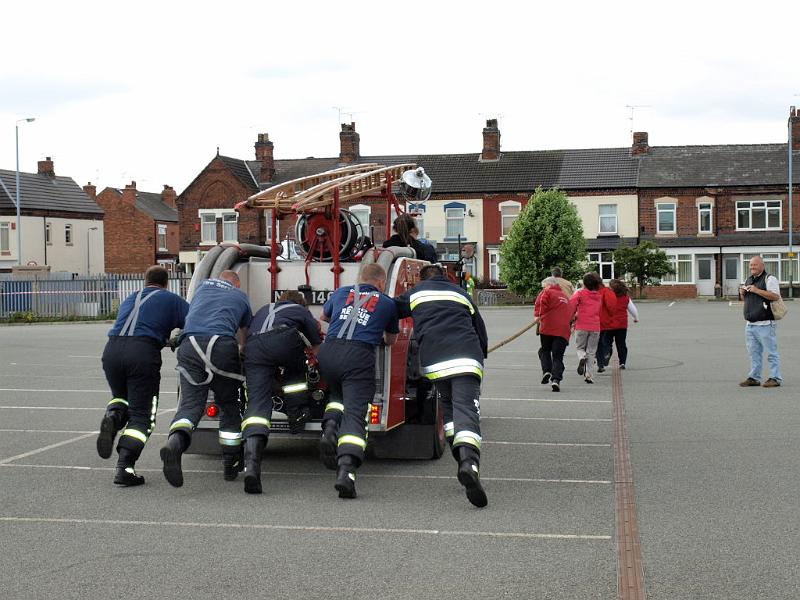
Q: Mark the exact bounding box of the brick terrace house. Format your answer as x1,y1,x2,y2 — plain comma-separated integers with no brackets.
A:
93,182,179,273
0,157,104,275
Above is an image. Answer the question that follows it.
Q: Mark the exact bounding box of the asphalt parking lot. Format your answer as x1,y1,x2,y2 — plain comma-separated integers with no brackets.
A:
0,302,798,599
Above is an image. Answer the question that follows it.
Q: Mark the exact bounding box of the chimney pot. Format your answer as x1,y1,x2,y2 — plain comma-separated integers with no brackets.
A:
480,120,501,162
631,131,650,156
83,182,97,200
339,122,360,164
254,132,275,183
161,184,178,208
790,107,800,152
37,157,55,177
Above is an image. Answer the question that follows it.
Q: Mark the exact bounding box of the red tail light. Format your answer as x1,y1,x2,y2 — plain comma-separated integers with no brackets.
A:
369,404,381,425
206,404,219,418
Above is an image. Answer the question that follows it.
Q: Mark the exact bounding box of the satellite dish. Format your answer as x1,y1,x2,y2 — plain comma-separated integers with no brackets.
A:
400,167,432,202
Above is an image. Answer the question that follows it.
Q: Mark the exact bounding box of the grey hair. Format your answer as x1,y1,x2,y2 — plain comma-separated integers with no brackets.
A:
541,276,559,287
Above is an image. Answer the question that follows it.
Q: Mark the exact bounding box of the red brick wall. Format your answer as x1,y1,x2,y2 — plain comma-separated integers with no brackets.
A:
633,284,697,299
96,188,156,273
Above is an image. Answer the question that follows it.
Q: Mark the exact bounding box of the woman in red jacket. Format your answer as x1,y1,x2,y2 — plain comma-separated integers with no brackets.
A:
597,279,639,371
533,277,576,392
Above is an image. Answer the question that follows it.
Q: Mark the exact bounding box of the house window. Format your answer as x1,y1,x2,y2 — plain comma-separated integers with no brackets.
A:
588,251,615,280
736,200,781,230
0,222,9,253
656,203,676,234
741,253,781,282
349,204,371,237
499,201,521,237
65,224,73,245
445,207,464,238
45,222,52,245
780,252,800,283
662,254,693,283
222,213,238,242
598,204,618,235
488,249,500,282
698,203,713,233
200,213,217,243
264,209,280,242
157,224,168,251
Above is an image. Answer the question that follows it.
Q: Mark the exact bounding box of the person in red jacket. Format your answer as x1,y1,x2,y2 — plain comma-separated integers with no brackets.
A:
597,279,639,371
596,280,620,373
568,272,616,383
533,277,576,392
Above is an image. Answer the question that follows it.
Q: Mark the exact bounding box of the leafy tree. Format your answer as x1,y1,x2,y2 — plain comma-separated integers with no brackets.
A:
499,188,586,297
612,241,675,297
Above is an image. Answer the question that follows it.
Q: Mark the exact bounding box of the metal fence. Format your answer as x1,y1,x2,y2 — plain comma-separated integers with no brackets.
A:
0,273,191,319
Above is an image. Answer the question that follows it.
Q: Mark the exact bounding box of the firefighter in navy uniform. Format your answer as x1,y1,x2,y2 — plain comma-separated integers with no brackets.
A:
395,264,489,507
159,270,252,488
317,263,399,499
241,290,321,494
96,265,189,486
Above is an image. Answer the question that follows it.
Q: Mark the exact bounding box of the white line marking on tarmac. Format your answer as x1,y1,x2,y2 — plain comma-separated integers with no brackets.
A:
481,397,611,404
67,355,100,358
483,441,610,448
489,350,538,354
0,463,612,485
0,388,177,394
0,516,611,541
482,416,612,423
0,406,106,411
668,301,676,307
0,433,95,465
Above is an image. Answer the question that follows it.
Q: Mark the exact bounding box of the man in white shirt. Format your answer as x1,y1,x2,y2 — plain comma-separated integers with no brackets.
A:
739,255,782,388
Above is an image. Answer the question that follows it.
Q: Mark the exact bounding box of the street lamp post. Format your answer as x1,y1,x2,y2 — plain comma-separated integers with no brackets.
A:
87,227,98,275
789,107,795,298
15,118,35,266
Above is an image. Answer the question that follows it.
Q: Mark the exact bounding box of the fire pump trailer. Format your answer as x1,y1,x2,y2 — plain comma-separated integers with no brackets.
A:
183,163,446,459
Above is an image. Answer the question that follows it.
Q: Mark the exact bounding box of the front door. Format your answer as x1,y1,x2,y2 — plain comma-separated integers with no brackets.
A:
696,255,714,296
723,256,740,297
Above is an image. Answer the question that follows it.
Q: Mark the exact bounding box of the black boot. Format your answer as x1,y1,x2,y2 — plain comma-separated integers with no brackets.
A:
319,421,338,471
334,454,358,499
96,411,123,459
456,446,488,508
243,435,267,494
223,447,244,481
113,448,144,486
160,431,189,488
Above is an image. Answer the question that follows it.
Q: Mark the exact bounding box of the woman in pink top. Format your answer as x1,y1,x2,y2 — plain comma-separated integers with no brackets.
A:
568,272,615,383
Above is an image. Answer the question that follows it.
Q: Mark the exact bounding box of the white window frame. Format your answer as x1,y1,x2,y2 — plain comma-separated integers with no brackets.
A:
200,211,217,244
662,253,693,284
65,224,74,246
445,207,465,239
735,200,782,231
598,204,618,236
499,200,521,239
588,251,615,280
488,249,500,281
697,201,713,234
221,212,238,242
264,209,280,243
157,223,168,251
349,204,371,238
656,202,676,234
0,222,10,254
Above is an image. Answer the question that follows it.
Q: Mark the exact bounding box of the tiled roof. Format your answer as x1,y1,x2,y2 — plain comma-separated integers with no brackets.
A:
587,237,639,251
135,191,178,222
638,144,800,188
0,169,103,215
218,155,258,191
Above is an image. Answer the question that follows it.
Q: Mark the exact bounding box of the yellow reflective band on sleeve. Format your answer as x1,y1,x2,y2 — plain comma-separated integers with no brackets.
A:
453,431,482,450
423,358,484,381
121,428,148,443
337,434,367,450
282,382,309,394
108,398,128,407
242,416,271,430
409,290,474,314
444,421,455,437
169,418,194,433
325,402,345,413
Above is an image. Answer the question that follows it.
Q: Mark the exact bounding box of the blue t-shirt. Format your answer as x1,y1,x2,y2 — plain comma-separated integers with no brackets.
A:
322,284,399,346
248,301,322,345
182,279,252,339
108,287,189,346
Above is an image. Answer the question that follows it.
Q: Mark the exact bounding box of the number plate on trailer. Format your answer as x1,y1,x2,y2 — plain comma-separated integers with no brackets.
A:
272,289,334,305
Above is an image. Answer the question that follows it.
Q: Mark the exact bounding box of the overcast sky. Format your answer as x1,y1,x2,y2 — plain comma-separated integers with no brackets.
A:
1,0,797,195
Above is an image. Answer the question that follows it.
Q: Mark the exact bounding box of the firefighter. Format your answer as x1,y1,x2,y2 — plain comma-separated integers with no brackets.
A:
160,270,252,487
96,265,189,486
317,263,399,499
395,264,489,507
241,290,321,494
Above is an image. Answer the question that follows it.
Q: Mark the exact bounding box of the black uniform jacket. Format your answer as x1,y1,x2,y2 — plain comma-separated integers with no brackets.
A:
395,276,488,380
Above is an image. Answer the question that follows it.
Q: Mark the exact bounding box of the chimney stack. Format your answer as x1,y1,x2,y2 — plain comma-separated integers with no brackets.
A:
631,131,650,156
37,156,55,177
254,133,275,183
480,119,501,161
122,181,137,205
83,182,96,200
162,184,177,208
339,122,360,164
790,107,800,152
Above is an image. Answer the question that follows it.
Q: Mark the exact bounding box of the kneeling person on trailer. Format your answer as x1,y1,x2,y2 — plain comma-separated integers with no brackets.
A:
160,270,252,487
318,263,399,499
395,264,489,507
97,265,189,486
241,290,321,494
